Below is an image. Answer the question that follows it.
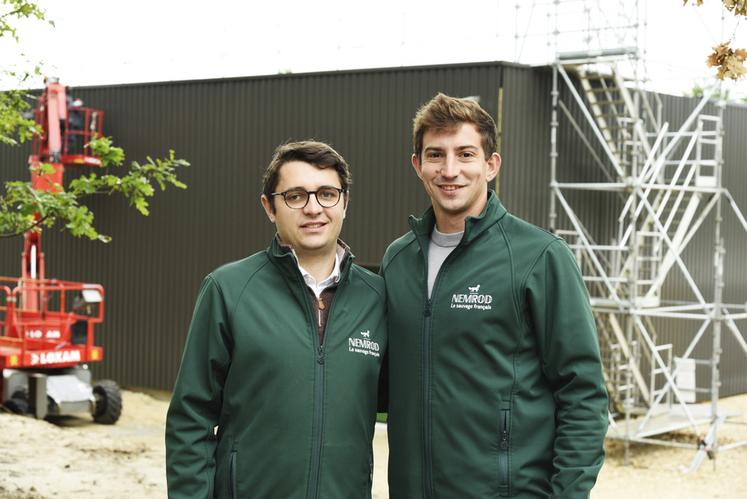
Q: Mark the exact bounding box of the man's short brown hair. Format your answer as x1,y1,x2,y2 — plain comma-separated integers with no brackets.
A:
262,140,352,210
413,93,497,161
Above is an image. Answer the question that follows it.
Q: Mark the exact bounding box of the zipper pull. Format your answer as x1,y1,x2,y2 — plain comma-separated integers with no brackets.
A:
424,299,432,317
500,411,509,449
317,345,325,364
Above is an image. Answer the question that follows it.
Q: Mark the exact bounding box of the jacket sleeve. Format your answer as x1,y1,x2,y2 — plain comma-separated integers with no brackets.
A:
524,240,608,498
165,275,233,499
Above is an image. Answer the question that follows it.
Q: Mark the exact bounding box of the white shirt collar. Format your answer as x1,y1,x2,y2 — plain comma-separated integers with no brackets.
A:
293,245,344,298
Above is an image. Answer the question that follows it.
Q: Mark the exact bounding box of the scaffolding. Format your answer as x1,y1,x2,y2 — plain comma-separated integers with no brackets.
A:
523,0,747,470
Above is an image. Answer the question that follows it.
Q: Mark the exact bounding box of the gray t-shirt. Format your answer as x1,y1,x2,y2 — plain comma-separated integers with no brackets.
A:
427,227,463,298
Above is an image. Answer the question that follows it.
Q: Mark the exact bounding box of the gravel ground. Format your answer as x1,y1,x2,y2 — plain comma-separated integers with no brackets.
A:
1,391,746,498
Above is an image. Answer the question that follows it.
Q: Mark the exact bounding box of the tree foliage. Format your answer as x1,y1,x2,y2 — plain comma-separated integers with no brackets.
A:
1,0,45,146
685,1,747,80
690,83,732,99
686,0,747,16
1,0,188,242
722,0,747,16
1,137,189,242
0,0,47,42
0,89,38,146
706,42,747,80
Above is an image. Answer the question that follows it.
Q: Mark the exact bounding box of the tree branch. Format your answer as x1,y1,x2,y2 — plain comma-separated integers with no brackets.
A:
0,213,48,238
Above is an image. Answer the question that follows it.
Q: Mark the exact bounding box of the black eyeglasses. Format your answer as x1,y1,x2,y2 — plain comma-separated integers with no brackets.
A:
270,187,346,209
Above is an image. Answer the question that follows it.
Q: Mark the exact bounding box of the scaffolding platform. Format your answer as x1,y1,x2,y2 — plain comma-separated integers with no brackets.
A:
607,404,740,440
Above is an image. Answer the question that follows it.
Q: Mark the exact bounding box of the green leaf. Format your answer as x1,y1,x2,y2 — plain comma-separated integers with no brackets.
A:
1,128,189,240
88,136,125,167
30,163,55,175
134,197,150,216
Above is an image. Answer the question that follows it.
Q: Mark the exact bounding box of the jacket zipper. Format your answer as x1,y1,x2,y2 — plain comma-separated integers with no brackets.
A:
498,408,511,496
304,273,346,499
419,241,462,499
307,343,326,499
422,298,434,498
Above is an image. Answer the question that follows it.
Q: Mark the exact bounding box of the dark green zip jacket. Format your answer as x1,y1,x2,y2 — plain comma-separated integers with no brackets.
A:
166,238,386,499
382,192,607,499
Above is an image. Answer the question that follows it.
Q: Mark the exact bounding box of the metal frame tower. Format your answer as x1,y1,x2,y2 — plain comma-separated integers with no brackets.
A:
519,0,747,469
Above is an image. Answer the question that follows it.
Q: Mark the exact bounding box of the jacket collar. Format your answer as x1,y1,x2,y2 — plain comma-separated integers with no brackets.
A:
267,236,354,284
408,190,507,247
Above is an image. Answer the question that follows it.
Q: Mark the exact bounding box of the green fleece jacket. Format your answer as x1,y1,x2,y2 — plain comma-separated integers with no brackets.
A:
382,192,607,499
166,238,386,499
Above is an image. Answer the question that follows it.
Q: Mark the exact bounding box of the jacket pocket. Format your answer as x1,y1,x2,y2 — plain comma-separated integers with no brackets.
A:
228,450,237,499
498,404,511,497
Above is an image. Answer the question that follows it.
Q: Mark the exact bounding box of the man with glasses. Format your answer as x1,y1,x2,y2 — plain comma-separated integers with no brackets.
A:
381,94,607,498
166,141,387,499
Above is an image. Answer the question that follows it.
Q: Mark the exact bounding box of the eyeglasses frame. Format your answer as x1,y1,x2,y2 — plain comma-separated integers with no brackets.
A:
270,186,347,209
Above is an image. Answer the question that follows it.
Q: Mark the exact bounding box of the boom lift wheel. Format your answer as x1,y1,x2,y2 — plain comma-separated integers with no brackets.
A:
3,390,30,415
92,379,122,424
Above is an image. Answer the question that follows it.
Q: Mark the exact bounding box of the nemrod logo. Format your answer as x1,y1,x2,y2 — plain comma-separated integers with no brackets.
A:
348,330,380,357
451,284,493,311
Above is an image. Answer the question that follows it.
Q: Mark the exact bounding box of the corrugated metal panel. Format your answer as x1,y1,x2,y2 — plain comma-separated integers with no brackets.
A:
0,63,507,390
500,66,552,226
714,101,747,396
2,63,747,394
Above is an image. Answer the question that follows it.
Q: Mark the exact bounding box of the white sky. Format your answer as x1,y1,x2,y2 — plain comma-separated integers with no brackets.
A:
1,0,746,98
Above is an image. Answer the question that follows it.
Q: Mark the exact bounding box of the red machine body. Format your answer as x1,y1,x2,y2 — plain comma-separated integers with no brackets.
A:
0,279,104,370
18,80,104,310
0,80,119,423
1,79,105,367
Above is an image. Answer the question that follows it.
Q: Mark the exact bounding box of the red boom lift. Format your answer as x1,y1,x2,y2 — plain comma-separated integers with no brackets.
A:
0,78,122,423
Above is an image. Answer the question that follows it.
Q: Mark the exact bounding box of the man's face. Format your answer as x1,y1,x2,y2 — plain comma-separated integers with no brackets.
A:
260,161,347,257
412,123,500,230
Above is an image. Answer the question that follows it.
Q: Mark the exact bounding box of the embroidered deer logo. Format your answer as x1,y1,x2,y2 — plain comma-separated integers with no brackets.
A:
360,330,370,338
468,285,481,294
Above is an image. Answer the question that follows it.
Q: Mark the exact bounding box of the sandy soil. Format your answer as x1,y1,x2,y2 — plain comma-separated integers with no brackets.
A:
1,391,746,498
591,393,747,499
0,391,167,499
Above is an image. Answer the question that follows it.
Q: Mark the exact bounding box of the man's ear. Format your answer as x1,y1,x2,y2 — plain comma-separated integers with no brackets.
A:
486,152,501,182
411,153,423,179
260,194,276,223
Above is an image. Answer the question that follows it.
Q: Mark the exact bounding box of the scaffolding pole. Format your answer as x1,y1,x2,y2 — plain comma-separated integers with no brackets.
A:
546,0,747,473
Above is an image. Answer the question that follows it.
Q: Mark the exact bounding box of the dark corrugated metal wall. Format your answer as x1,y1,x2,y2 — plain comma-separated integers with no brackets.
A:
1,63,746,394
0,63,507,389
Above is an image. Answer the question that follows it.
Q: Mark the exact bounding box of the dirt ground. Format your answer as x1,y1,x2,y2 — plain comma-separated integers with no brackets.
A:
0,390,166,499
1,391,747,498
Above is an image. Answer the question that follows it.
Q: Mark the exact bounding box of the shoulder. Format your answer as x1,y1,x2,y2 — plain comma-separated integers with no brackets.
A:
499,213,560,247
208,250,271,294
495,213,576,279
381,231,417,272
349,264,385,297
498,213,565,259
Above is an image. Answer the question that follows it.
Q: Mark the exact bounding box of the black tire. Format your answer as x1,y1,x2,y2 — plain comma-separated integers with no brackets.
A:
92,379,122,424
4,394,30,414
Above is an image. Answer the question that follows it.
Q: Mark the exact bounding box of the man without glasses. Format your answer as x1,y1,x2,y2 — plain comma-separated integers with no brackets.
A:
166,141,386,498
381,93,608,498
